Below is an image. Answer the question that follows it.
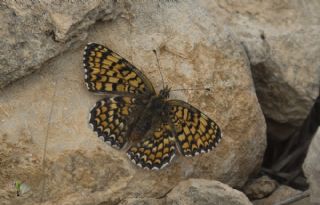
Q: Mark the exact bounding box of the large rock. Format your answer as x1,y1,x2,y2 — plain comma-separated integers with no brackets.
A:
0,1,266,204
199,0,320,137
166,179,252,205
0,0,118,88
303,128,320,204
119,179,252,205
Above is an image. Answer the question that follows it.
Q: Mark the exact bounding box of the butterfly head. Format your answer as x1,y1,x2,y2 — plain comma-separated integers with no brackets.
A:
159,85,171,99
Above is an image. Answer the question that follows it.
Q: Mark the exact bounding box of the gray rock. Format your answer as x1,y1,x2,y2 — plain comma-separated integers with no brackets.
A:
119,198,165,205
303,128,320,204
0,1,266,204
0,0,118,88
199,0,320,136
166,179,252,205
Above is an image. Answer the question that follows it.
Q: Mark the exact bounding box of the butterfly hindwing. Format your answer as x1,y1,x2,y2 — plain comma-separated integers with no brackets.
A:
166,100,222,157
127,121,176,170
83,43,156,95
89,95,144,149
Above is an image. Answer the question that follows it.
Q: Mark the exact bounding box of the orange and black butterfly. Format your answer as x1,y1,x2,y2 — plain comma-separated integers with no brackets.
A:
83,43,222,170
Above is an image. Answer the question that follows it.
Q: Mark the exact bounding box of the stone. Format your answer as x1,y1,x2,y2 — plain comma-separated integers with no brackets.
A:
303,128,320,204
166,179,252,205
0,1,266,204
119,179,252,205
243,175,278,200
119,198,165,205
0,0,118,88
252,185,302,205
199,0,320,137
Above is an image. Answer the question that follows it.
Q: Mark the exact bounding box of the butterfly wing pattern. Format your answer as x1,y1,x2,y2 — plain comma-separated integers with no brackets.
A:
166,100,222,157
127,121,176,170
83,43,155,95
83,43,222,170
89,95,142,149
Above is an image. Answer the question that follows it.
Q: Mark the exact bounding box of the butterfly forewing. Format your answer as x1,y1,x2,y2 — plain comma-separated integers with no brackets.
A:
166,100,222,157
127,121,176,170
89,95,145,149
83,43,156,95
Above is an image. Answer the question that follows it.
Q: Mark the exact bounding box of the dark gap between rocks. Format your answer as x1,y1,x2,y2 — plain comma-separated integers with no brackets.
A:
262,95,320,190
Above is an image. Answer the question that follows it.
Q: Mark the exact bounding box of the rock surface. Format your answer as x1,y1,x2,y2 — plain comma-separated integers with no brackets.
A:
0,0,119,88
0,1,266,204
199,0,320,136
252,185,302,205
243,175,278,200
303,128,320,204
119,179,252,205
166,179,252,205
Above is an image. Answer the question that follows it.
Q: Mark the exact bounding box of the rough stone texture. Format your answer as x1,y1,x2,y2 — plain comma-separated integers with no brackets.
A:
252,185,302,205
119,179,252,205
243,175,278,200
119,198,165,205
303,128,320,204
0,1,266,204
0,0,119,88
166,179,252,205
199,0,320,137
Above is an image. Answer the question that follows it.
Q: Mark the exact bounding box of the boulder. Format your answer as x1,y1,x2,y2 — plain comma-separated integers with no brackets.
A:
199,0,320,137
166,179,252,205
0,0,118,88
0,1,266,204
119,179,252,205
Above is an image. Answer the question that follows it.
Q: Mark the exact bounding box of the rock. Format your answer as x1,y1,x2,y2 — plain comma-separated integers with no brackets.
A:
0,1,266,204
243,175,278,200
119,198,165,205
303,128,320,204
199,0,320,137
166,179,252,205
0,0,119,88
119,179,252,205
252,185,302,205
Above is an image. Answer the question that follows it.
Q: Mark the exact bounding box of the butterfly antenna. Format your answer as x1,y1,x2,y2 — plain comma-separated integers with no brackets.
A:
153,49,165,89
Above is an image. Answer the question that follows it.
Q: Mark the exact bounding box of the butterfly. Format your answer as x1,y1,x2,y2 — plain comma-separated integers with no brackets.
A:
83,43,222,170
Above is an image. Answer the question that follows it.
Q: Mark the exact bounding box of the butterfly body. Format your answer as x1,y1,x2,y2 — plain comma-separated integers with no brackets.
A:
83,43,222,170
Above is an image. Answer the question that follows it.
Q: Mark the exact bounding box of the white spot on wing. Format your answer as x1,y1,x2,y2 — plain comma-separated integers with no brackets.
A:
105,128,110,135
152,167,159,170
169,153,175,162
160,162,168,169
